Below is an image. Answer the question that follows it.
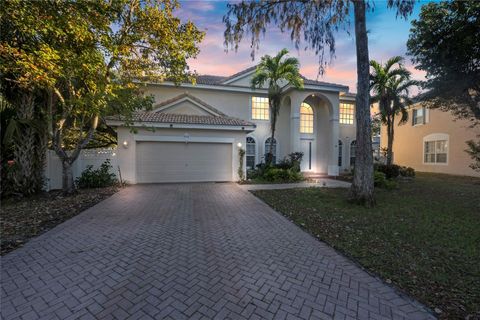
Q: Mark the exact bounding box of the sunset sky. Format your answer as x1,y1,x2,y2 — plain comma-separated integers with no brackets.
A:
176,0,432,93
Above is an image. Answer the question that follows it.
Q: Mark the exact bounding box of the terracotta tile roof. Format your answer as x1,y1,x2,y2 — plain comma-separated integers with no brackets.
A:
130,112,255,127
219,66,257,84
195,75,227,85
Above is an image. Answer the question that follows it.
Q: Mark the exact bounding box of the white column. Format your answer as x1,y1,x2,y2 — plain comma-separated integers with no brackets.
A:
290,93,303,153
327,96,340,176
327,117,340,176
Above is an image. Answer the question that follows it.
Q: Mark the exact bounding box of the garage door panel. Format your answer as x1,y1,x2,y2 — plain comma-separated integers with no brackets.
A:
136,141,232,183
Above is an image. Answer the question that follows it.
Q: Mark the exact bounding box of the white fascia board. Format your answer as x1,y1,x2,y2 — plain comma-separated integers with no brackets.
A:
282,84,348,93
340,96,356,102
106,120,256,132
135,135,235,144
142,81,268,94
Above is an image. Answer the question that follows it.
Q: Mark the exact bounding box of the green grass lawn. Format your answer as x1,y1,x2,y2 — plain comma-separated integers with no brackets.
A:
252,173,480,320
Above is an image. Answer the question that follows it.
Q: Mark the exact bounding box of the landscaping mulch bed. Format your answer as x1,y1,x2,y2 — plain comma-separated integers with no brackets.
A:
253,173,480,320
0,187,119,255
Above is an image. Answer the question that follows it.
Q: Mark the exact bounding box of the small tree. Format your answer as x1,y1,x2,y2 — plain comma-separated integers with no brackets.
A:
250,49,303,165
465,138,480,173
370,56,417,165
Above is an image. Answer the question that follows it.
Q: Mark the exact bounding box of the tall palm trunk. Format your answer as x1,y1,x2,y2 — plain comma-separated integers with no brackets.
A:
349,0,375,207
386,114,395,165
267,101,278,165
13,93,43,195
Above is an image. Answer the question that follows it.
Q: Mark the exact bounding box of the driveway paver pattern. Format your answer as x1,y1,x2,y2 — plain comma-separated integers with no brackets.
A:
1,183,434,320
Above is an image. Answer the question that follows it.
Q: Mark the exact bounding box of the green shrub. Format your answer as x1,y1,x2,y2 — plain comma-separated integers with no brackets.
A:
276,152,303,172
375,164,401,179
262,167,303,183
75,159,117,189
399,166,415,177
374,170,398,189
374,171,387,187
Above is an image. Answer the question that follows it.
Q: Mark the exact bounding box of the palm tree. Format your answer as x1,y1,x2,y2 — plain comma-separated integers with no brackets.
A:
370,56,417,165
251,49,303,165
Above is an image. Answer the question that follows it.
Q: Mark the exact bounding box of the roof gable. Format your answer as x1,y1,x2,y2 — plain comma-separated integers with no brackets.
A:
152,93,226,117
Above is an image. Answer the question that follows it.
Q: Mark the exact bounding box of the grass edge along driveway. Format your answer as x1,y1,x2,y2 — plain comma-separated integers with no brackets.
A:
252,173,480,320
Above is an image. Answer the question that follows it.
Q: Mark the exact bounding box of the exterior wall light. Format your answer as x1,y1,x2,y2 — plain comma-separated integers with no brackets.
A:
122,140,129,148
237,142,242,148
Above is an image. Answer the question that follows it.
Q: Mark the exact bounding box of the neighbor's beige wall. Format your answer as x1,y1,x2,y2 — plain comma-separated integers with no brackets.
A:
380,107,480,177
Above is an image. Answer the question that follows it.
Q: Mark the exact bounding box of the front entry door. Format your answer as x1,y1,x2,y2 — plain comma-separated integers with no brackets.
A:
300,139,315,172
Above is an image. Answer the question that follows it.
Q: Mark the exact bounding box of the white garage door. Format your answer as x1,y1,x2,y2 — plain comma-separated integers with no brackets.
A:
136,141,232,183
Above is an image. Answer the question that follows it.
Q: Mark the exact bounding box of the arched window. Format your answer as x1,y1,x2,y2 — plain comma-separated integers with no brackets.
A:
338,140,343,167
246,137,256,169
350,140,356,167
265,137,277,164
300,103,314,133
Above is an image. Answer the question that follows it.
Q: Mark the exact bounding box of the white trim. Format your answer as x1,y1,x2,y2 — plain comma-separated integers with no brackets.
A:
340,96,356,102
422,133,449,165
142,81,269,94
222,68,256,85
107,120,256,132
134,135,235,144
152,96,221,116
139,80,346,95
282,83,348,93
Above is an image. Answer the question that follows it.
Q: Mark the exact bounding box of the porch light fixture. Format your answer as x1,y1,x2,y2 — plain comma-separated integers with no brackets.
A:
237,142,242,148
122,140,129,148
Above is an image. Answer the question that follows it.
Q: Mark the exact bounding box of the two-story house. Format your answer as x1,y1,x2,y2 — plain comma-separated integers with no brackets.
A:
107,66,358,183
380,104,480,177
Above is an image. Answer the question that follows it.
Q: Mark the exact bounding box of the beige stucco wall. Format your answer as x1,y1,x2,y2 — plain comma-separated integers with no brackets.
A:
117,127,248,184
380,107,480,177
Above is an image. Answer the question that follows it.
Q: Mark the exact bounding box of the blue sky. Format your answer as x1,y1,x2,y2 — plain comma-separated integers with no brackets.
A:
176,0,433,92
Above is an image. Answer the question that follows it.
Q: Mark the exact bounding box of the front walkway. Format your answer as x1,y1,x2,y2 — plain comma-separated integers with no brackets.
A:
239,178,350,191
1,183,434,320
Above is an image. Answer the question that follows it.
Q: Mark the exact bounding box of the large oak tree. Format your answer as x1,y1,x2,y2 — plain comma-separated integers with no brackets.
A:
1,0,204,194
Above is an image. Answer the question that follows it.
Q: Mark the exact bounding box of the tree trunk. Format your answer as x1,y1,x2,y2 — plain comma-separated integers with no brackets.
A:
61,159,75,194
386,116,394,165
267,101,278,166
349,0,375,207
53,115,99,194
12,93,41,195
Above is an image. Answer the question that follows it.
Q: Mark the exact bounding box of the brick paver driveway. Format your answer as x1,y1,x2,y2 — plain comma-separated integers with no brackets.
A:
1,183,434,320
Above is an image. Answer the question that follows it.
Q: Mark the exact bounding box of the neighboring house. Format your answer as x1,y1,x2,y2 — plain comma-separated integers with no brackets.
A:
107,66,358,183
380,104,480,177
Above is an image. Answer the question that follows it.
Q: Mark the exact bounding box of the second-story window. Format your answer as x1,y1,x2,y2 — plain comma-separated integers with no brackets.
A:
412,108,425,125
340,103,354,124
300,103,314,133
252,97,269,120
